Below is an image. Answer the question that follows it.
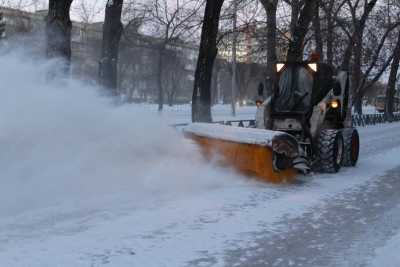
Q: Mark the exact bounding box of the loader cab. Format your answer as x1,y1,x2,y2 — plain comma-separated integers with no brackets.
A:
273,62,316,114
270,61,349,139
270,62,321,139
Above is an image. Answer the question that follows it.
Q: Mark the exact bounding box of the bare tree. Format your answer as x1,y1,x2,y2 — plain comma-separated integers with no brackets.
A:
0,0,43,10
260,0,278,95
319,0,347,66
144,0,203,111
286,0,318,61
337,0,378,114
385,29,400,119
312,0,323,58
99,0,124,94
0,12,5,39
72,0,104,42
162,50,187,106
46,0,73,74
72,0,104,24
119,5,148,102
354,18,400,102
231,0,238,116
192,0,225,122
284,0,302,37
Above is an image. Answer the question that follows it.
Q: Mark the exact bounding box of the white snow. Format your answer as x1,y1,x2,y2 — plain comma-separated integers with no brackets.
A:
368,229,400,267
183,123,286,147
0,49,245,217
1,46,400,267
2,144,400,267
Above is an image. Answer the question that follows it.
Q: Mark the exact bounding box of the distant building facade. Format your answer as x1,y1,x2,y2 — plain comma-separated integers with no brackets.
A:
0,6,269,104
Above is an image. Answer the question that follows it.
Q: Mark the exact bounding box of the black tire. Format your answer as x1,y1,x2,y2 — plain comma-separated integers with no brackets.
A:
316,129,344,173
342,128,360,167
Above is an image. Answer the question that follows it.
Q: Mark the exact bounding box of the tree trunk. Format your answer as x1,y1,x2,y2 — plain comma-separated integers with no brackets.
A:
46,0,73,74
0,12,6,39
326,7,334,65
99,0,123,95
385,30,400,120
127,86,134,103
352,31,363,114
341,0,377,71
231,0,238,116
157,46,165,111
341,37,355,71
191,0,224,122
340,1,378,114
290,0,301,37
313,0,323,59
260,0,278,97
286,0,318,62
167,91,174,106
211,60,220,105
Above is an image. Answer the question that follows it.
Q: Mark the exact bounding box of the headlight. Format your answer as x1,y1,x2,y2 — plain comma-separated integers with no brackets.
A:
308,63,318,72
276,63,285,72
330,100,340,109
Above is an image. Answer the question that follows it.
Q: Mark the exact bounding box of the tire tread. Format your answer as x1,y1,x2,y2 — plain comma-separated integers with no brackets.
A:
317,129,342,173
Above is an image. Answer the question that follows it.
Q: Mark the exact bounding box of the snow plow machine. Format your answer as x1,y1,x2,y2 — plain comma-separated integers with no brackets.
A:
184,61,360,183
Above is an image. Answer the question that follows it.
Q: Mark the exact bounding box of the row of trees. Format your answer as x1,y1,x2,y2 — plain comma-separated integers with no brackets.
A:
193,0,400,121
46,0,205,110
42,0,400,122
0,12,5,38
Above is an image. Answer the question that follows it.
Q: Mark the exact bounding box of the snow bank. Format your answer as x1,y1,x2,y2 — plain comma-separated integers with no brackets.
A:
368,231,400,267
184,123,286,147
0,48,242,217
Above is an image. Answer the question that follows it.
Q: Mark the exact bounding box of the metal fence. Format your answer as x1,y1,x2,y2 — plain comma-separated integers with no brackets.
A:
173,113,400,129
352,113,400,127
207,114,400,128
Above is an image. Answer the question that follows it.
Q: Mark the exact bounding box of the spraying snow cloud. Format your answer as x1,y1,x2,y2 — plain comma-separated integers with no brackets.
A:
0,46,242,217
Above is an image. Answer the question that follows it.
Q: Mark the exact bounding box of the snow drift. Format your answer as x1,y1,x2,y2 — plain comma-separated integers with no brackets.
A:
0,47,242,217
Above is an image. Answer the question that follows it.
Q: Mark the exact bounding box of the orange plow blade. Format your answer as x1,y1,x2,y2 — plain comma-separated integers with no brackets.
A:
184,123,298,183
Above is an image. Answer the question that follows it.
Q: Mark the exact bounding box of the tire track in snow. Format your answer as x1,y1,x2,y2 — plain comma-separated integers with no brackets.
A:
220,123,400,267
1,123,400,267
223,167,400,267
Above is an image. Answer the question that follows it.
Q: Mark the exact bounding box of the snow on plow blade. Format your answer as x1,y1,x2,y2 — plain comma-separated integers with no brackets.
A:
183,123,298,183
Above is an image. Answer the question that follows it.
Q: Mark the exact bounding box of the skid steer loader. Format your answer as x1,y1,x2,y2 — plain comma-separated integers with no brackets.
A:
264,61,359,174
184,61,360,182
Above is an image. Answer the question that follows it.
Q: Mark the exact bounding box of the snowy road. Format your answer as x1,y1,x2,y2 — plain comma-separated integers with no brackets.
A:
191,124,400,267
224,167,400,267
1,122,400,267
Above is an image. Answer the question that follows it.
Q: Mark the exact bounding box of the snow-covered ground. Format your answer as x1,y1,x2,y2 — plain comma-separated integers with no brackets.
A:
360,105,379,115
1,49,399,267
135,102,379,125
369,230,400,267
